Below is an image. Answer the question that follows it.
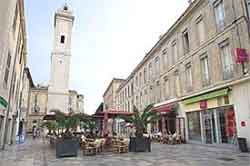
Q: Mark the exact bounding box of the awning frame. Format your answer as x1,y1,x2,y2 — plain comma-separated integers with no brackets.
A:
183,88,229,105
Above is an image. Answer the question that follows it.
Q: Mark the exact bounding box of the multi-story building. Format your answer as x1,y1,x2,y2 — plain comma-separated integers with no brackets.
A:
26,85,84,133
0,0,27,148
102,78,126,136
19,68,35,136
112,0,250,148
69,90,84,113
103,78,125,112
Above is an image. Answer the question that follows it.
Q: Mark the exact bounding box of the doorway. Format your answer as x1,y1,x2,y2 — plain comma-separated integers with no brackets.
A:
202,110,216,144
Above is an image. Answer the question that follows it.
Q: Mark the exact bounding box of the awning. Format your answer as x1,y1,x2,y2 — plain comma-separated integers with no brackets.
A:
43,114,56,120
153,102,178,113
0,96,8,109
183,88,229,105
96,110,133,118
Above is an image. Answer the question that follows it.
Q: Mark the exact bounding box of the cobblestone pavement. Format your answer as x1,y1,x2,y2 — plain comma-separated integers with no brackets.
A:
0,138,249,166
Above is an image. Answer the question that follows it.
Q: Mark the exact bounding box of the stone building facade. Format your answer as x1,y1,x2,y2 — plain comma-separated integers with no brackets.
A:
103,78,125,112
0,0,27,148
25,84,84,133
111,0,250,148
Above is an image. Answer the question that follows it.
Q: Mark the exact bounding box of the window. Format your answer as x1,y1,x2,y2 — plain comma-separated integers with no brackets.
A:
155,56,160,76
128,85,130,97
4,52,11,85
200,54,210,86
139,72,142,87
220,41,234,80
174,70,181,96
12,4,18,32
183,30,190,54
143,68,147,83
33,94,39,112
156,81,161,102
185,63,193,91
172,41,178,65
149,62,152,80
164,77,169,99
196,17,206,45
161,51,166,71
131,82,134,95
60,35,65,44
247,0,250,19
214,0,225,31
135,76,138,87
187,111,202,141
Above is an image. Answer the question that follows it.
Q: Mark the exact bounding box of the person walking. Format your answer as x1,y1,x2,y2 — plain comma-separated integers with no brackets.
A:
42,128,47,144
32,126,37,139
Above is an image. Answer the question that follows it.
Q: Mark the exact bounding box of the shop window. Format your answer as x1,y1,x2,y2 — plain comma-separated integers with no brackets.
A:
187,111,202,141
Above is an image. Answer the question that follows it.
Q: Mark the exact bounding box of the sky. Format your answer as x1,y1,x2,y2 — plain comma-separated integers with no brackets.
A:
25,0,189,114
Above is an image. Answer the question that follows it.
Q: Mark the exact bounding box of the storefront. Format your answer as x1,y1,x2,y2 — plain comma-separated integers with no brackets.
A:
183,88,237,145
154,100,186,140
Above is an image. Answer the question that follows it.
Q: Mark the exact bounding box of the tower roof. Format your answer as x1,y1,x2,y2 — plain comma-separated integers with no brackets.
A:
54,3,75,27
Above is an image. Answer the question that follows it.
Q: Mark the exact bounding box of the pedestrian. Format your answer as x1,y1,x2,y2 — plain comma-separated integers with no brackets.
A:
42,128,47,144
32,126,37,139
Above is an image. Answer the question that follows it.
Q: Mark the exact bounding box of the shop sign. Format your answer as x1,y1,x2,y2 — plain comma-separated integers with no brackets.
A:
235,48,249,64
200,100,207,110
241,121,246,127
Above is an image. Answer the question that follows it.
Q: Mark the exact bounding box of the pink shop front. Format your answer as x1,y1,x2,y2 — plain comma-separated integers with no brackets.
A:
152,102,186,141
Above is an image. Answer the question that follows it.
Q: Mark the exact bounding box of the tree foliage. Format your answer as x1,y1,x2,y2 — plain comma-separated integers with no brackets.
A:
119,104,160,137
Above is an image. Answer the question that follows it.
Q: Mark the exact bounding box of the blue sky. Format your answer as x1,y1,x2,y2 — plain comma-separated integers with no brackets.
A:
25,0,188,114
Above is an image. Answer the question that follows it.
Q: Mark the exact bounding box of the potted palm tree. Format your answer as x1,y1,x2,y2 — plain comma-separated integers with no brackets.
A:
119,104,159,152
44,110,82,158
81,118,96,138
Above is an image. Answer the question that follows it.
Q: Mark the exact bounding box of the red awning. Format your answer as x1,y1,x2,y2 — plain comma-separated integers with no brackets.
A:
153,102,178,114
94,109,133,119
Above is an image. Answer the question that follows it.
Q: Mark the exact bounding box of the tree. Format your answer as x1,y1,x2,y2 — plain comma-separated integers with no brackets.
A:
119,104,160,137
48,110,82,138
81,118,96,138
41,121,57,136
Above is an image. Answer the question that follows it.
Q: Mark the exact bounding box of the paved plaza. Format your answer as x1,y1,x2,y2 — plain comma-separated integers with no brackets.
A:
0,138,249,166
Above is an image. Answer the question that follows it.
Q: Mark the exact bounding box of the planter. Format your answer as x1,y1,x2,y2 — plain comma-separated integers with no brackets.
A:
56,138,80,158
129,137,151,152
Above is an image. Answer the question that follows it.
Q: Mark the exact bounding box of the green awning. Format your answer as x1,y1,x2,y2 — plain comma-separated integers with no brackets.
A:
0,96,8,109
183,88,229,105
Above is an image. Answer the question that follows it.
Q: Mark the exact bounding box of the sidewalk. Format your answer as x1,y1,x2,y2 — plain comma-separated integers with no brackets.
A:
0,138,249,166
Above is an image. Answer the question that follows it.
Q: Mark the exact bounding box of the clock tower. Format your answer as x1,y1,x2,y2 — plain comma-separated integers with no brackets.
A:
48,4,74,113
